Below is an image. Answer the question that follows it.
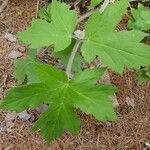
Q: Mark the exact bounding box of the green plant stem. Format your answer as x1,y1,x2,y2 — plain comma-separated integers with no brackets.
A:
67,0,110,78
66,40,82,79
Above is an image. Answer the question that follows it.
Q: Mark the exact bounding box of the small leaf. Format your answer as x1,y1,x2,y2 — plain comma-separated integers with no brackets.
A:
137,66,150,84
128,4,150,31
38,6,51,22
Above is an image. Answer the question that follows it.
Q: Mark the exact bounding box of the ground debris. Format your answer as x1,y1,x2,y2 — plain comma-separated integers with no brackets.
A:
17,46,26,53
0,0,8,13
18,111,31,121
4,33,17,42
0,112,17,133
8,50,23,59
125,96,135,108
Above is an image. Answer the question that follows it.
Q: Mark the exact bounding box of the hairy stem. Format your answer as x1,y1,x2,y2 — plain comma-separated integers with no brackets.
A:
66,40,82,79
66,0,110,79
78,0,110,23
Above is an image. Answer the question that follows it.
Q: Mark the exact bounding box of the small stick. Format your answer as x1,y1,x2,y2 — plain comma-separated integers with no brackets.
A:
36,0,40,18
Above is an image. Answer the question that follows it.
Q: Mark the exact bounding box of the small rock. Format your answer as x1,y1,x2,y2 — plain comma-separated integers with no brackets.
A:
18,111,31,121
4,33,16,42
37,104,48,113
145,142,150,148
18,46,26,52
100,71,119,108
8,50,23,59
125,97,135,108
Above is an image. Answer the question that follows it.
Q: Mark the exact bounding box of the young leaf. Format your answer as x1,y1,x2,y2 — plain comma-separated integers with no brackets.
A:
81,0,150,74
0,62,117,142
38,5,51,22
137,66,150,84
18,0,77,51
128,4,150,31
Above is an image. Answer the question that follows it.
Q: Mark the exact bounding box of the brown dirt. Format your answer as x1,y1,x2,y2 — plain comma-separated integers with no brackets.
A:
0,0,150,150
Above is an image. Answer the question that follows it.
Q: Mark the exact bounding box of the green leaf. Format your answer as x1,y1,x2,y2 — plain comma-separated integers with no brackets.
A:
82,0,150,73
90,0,102,7
13,49,38,84
137,66,150,84
128,4,150,31
18,0,77,51
0,62,117,142
53,40,82,72
38,5,51,22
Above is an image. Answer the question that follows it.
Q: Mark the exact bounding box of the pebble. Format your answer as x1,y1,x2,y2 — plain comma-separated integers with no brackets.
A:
18,46,26,52
37,104,48,113
4,32,16,42
125,97,135,108
8,50,23,59
18,111,31,121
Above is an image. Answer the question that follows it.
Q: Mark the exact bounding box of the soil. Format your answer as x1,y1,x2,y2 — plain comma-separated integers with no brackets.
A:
0,0,150,150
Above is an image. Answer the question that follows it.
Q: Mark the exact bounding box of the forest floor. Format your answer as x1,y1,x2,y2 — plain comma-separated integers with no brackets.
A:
0,0,150,150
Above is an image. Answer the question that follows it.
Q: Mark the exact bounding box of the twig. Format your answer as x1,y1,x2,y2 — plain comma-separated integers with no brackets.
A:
77,8,97,23
100,0,110,13
66,40,82,79
77,0,110,23
36,0,40,18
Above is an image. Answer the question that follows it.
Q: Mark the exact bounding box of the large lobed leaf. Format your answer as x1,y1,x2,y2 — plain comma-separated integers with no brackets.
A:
0,62,117,142
82,0,150,74
18,0,77,52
